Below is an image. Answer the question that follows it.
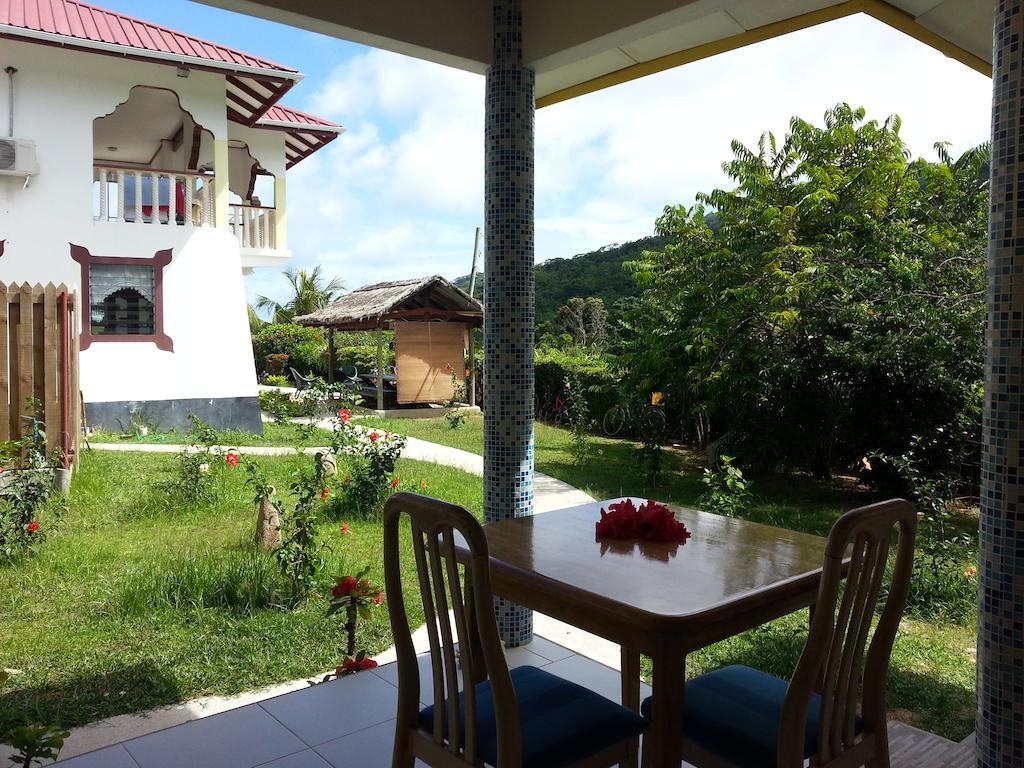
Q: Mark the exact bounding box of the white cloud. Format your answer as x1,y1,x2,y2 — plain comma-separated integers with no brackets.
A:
247,13,991,307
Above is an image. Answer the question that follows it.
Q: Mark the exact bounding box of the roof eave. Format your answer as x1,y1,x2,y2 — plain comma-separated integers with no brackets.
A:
0,25,304,83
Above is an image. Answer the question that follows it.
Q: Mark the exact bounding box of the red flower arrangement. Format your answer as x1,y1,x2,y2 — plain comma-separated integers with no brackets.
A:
595,499,691,544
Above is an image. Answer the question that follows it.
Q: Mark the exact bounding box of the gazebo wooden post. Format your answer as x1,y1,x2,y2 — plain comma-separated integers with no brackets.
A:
375,322,384,412
326,329,335,384
467,325,475,407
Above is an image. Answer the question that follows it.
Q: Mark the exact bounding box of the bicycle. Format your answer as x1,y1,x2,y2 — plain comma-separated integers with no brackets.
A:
535,391,567,425
601,395,667,437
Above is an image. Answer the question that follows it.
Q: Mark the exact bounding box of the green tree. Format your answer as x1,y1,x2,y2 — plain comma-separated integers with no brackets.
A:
623,104,986,479
556,296,609,350
254,266,345,323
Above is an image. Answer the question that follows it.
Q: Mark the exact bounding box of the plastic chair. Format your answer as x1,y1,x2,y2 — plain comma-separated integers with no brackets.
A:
384,492,648,768
289,367,315,390
641,498,918,768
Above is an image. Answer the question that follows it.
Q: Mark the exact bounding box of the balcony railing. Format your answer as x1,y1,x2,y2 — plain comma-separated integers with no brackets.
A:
93,165,215,227
229,204,278,251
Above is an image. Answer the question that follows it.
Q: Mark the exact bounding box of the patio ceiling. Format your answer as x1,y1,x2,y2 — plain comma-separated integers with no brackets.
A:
196,0,992,105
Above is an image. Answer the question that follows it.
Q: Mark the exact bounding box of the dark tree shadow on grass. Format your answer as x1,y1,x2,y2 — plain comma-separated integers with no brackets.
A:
0,661,181,739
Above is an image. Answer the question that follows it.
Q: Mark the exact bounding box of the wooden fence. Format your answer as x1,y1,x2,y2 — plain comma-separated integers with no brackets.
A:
0,283,80,466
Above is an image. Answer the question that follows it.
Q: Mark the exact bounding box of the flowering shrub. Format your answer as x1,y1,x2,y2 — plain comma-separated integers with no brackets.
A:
326,566,383,678
335,428,406,520
0,400,64,564
159,416,224,505
275,452,330,601
265,353,290,376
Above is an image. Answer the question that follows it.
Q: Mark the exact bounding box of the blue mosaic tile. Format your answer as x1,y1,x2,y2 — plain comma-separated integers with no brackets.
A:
980,3,1024,766
484,0,534,647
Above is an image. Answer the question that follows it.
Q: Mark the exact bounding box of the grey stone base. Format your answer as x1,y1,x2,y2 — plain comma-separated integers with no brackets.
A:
85,396,264,435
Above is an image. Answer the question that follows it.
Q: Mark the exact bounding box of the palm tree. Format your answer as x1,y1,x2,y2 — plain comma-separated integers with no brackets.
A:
254,266,345,323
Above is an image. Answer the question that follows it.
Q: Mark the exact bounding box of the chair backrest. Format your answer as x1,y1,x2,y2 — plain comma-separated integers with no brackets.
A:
289,367,310,389
383,492,521,766
779,499,918,768
341,365,358,381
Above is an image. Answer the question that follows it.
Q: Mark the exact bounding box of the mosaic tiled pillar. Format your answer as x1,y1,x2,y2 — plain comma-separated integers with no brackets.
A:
980,3,1024,765
484,0,534,646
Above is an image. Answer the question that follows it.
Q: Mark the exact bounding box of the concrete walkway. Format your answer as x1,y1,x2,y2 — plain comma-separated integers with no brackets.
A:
88,423,595,513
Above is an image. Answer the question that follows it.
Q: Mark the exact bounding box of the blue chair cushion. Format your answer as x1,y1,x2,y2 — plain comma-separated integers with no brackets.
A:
418,665,647,768
640,664,861,768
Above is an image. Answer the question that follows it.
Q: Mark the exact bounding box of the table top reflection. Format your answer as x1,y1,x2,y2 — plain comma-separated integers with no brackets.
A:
479,497,829,633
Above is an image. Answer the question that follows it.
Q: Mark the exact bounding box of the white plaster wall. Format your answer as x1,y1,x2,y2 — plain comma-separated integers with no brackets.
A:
228,124,286,178
0,40,258,404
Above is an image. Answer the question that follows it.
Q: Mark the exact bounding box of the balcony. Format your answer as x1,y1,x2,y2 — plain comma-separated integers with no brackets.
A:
228,203,289,265
93,165,215,227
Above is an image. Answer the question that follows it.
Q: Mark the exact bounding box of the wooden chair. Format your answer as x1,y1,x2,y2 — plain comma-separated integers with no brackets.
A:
384,492,648,768
641,498,918,768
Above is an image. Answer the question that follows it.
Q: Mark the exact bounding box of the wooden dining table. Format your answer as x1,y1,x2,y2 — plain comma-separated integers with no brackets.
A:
467,497,831,767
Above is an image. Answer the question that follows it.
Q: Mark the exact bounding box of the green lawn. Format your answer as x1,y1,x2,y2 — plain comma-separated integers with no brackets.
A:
362,414,881,537
88,421,335,448
1,418,977,742
0,449,480,737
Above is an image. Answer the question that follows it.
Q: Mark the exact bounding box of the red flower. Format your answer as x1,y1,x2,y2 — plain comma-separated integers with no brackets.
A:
226,453,240,469
340,523,350,535
332,575,360,597
26,521,40,533
374,591,383,606
338,409,351,424
320,487,330,500
390,477,400,489
359,657,378,670
369,432,379,443
595,499,691,544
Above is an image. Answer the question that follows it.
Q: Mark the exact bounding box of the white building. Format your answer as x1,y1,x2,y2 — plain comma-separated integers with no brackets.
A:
0,0,343,432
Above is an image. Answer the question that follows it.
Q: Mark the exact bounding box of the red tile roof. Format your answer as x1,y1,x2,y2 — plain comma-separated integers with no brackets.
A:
0,0,297,75
261,104,343,130
1,0,343,164
257,105,345,169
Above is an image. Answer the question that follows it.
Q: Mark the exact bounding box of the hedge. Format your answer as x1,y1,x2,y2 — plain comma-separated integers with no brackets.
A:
252,324,325,375
534,347,618,423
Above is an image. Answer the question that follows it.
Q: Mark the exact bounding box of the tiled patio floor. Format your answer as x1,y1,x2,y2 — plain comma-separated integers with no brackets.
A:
51,636,648,768
47,632,972,768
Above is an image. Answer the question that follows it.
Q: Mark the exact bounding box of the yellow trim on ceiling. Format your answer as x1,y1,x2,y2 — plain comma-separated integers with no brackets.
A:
535,0,992,109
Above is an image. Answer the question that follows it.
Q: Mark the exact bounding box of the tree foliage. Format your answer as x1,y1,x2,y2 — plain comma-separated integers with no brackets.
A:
623,104,987,477
556,296,609,350
254,266,345,324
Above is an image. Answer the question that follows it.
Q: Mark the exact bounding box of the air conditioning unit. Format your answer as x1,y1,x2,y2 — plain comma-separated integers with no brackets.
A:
0,138,38,177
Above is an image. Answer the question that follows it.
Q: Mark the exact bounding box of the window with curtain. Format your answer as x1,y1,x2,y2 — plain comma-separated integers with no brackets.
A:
89,264,156,335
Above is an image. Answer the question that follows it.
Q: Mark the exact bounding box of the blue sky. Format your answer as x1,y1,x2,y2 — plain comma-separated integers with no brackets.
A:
102,1,993,310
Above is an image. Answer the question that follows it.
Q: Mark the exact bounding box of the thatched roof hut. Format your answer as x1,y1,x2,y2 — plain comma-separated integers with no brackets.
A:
293,275,482,331
294,276,482,408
